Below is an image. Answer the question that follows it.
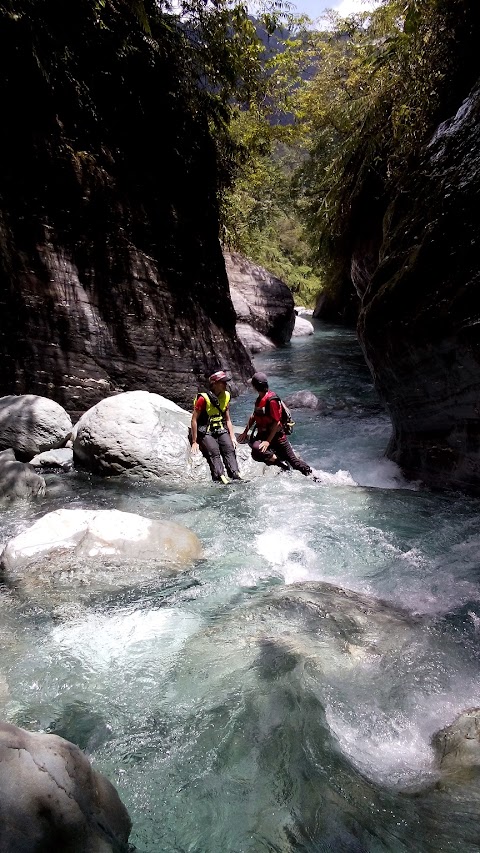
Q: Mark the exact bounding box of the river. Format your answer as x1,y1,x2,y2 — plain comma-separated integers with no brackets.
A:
2,319,480,852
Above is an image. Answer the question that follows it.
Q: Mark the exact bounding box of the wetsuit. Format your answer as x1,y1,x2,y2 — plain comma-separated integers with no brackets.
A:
251,391,311,475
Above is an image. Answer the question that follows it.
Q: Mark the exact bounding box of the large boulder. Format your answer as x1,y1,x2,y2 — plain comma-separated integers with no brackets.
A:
0,394,72,460
224,251,295,345
73,389,298,483
72,389,262,482
73,391,193,479
0,720,131,852
0,508,203,604
235,322,276,354
0,448,46,502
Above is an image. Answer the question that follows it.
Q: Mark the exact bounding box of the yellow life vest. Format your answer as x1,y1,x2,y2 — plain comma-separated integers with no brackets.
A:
195,390,231,435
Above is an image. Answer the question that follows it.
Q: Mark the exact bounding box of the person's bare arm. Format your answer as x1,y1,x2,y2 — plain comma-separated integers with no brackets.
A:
237,413,255,444
191,408,200,453
258,420,281,453
225,408,237,446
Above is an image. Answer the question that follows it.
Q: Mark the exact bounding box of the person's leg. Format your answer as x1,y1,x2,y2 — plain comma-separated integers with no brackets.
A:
199,434,225,481
272,434,312,475
218,431,240,478
251,439,279,466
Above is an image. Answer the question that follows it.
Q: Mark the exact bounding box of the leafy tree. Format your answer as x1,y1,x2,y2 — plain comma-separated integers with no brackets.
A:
219,20,323,306
294,0,480,289
0,0,294,285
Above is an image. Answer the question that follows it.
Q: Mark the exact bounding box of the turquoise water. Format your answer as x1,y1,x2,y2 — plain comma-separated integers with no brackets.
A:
2,320,480,852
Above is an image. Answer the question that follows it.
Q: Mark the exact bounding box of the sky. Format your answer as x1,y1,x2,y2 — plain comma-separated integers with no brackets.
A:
290,0,380,21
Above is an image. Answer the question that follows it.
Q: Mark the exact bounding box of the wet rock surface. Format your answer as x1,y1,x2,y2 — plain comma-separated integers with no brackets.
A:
358,79,480,490
283,390,324,410
0,507,203,604
235,321,276,354
432,708,480,775
292,315,314,336
30,447,74,470
0,720,131,852
0,448,46,502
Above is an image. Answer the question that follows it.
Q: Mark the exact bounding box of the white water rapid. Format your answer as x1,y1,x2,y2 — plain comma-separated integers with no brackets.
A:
2,320,480,852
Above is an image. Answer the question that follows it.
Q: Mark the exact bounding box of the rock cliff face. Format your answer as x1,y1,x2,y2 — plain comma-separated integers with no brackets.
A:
358,80,480,489
0,243,252,419
0,3,253,419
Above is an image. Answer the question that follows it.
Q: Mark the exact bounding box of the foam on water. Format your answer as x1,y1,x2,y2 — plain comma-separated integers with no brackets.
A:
325,667,480,789
50,607,202,669
251,529,316,584
3,324,480,851
352,457,421,490
310,468,358,486
325,708,437,787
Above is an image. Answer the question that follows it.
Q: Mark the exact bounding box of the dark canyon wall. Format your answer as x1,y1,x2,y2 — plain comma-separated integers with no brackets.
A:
357,80,480,489
0,3,253,418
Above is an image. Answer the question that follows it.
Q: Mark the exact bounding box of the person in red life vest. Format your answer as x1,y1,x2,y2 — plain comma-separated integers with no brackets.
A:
237,372,312,475
190,370,242,484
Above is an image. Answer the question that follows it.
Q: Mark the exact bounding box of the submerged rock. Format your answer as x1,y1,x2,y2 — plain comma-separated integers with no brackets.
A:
432,708,480,776
0,720,131,852
0,448,46,502
147,580,474,852
0,507,202,604
283,390,325,410
0,394,72,460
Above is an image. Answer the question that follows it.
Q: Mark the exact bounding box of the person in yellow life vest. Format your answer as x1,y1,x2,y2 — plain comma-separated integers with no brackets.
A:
190,370,242,484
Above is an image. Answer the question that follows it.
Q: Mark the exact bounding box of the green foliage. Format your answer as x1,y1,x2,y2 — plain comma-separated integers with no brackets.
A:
294,0,480,274
219,24,323,307
0,0,296,277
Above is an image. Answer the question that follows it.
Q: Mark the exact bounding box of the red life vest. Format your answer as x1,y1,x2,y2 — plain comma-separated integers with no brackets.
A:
253,391,282,433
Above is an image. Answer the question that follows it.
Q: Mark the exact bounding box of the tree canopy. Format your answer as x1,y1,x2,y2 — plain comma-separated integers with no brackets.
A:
223,0,480,306
2,0,477,310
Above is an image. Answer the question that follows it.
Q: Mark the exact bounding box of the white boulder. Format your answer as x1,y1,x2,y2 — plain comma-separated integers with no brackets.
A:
292,316,314,336
236,322,276,354
1,508,203,603
72,390,280,483
0,395,72,459
73,390,193,480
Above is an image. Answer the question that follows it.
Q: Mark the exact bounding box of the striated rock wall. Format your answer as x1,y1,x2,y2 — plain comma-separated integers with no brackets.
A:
0,244,252,419
358,80,480,489
224,251,295,345
0,3,253,419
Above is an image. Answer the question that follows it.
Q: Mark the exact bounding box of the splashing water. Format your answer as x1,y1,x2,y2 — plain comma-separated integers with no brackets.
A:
2,321,480,852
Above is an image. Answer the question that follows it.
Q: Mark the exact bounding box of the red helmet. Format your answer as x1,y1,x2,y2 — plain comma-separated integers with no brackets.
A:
209,370,230,384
